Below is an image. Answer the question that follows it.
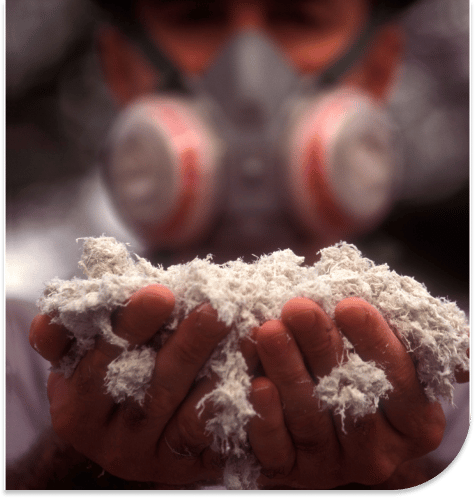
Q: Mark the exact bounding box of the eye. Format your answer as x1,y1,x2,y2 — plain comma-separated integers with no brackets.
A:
161,1,227,28
268,3,327,29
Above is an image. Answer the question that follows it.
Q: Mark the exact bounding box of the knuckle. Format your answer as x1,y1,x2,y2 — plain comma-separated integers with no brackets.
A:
94,437,153,481
279,369,312,390
99,452,129,479
359,455,396,485
307,333,335,359
293,438,327,454
121,401,148,431
150,381,183,420
74,365,97,396
260,465,290,479
347,415,378,438
418,428,445,455
291,424,333,454
93,338,122,363
173,339,208,367
166,441,201,460
412,404,446,454
256,444,294,476
284,405,326,446
176,409,208,453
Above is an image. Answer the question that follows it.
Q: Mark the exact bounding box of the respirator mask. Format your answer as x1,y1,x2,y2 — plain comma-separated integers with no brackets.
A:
101,17,402,260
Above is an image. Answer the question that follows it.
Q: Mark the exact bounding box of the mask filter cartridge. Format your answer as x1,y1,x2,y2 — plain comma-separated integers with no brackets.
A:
103,96,223,248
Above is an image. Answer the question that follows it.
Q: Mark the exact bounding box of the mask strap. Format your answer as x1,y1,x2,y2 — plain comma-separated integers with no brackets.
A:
317,6,398,89
106,15,190,93
107,5,397,93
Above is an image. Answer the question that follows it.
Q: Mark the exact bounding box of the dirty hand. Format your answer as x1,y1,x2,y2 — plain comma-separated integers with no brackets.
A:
29,284,233,486
248,297,451,489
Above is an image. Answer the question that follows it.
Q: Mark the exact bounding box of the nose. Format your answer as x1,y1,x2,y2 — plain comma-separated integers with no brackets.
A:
230,1,266,33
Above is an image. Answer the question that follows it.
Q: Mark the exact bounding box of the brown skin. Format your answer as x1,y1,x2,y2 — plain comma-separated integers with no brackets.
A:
30,285,247,485
30,287,466,488
26,0,468,489
249,297,448,488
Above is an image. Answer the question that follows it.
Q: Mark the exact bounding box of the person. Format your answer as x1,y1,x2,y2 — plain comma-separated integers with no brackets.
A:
5,0,469,490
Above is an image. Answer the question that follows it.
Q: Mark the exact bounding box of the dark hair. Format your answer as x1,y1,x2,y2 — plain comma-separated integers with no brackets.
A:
91,0,419,22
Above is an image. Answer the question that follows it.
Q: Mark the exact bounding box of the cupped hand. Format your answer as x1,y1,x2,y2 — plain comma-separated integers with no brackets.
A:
248,297,450,489
29,284,235,486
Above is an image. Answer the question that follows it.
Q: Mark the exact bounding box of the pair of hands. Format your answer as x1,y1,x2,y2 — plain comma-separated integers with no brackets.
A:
30,284,453,489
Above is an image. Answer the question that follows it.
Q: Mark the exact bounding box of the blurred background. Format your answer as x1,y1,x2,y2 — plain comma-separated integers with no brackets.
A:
4,0,470,307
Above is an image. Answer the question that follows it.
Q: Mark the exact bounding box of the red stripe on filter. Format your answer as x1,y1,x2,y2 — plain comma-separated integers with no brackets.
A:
151,102,201,242
159,147,200,239
148,99,218,246
304,91,357,237
303,137,357,239
287,91,356,241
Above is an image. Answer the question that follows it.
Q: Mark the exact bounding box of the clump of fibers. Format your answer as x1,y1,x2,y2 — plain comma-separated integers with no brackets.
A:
106,348,156,405
314,353,393,431
37,236,469,489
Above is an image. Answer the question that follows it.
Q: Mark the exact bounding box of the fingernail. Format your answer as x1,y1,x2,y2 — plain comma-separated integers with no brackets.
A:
140,291,170,319
195,305,226,336
259,327,290,356
253,383,274,409
287,310,317,332
337,304,368,330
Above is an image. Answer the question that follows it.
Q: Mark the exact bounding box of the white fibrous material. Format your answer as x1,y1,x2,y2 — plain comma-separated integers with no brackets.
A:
314,353,393,427
38,236,469,489
105,348,157,405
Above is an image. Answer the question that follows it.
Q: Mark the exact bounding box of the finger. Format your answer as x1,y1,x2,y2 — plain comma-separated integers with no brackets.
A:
49,285,175,453
48,348,118,454
281,297,345,379
164,376,217,458
151,327,259,486
32,284,174,364
47,367,111,458
240,328,260,375
29,314,72,363
71,283,175,407
146,303,230,417
99,284,175,358
113,284,175,344
162,333,258,449
248,377,295,478
255,320,335,448
152,375,224,484
97,304,231,481
72,284,175,402
47,371,66,405
336,411,404,486
153,335,259,483
100,375,224,485
334,297,446,449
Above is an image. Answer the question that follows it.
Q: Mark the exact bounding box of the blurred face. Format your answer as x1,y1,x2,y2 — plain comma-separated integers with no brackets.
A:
100,0,402,260
138,0,370,75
